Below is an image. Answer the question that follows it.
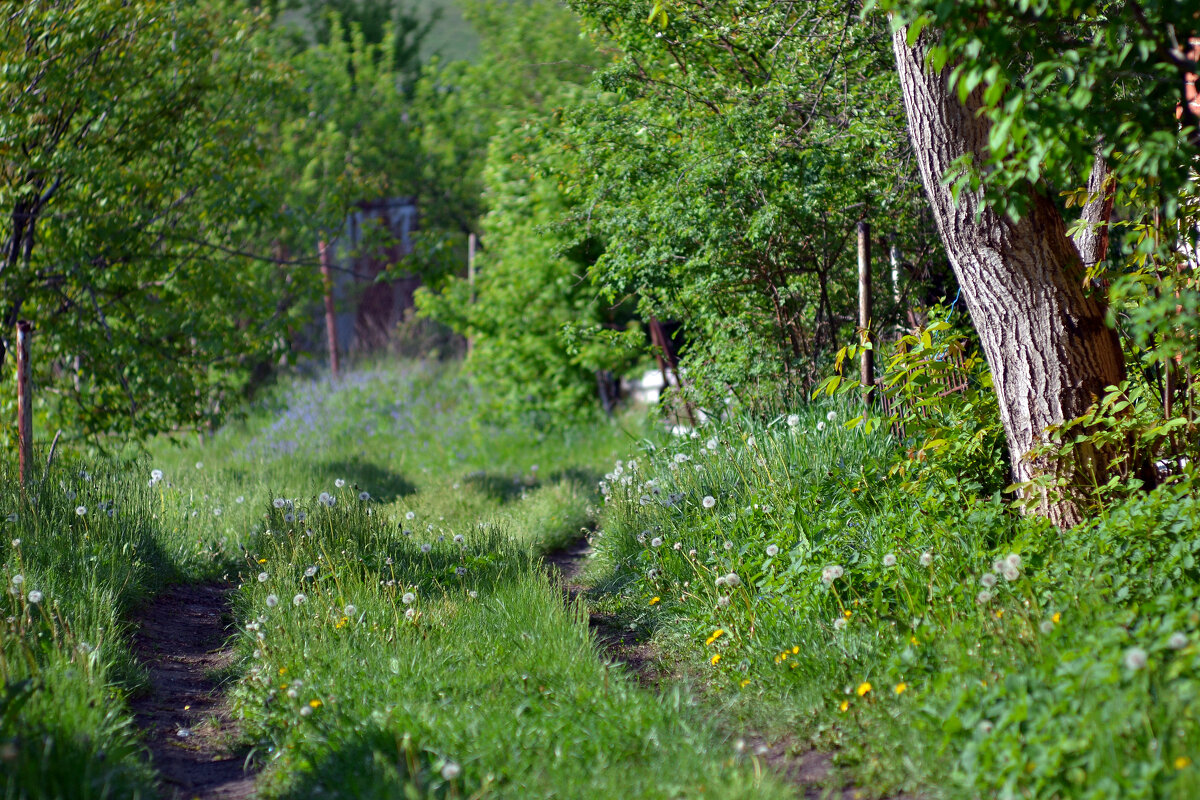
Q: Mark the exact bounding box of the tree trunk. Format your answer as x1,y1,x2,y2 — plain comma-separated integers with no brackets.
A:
892,27,1126,527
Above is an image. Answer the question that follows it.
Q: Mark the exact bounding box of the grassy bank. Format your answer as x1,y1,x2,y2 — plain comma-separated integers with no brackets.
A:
589,402,1200,798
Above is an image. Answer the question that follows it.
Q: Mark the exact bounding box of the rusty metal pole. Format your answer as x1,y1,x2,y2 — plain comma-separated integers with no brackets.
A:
16,321,33,486
319,240,340,380
858,222,875,401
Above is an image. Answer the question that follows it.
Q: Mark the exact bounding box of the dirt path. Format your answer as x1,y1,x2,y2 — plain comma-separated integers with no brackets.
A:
545,538,917,800
130,583,256,800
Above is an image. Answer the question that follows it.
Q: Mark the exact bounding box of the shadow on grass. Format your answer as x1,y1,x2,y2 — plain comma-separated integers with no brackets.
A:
461,466,602,506
274,725,457,800
317,460,417,502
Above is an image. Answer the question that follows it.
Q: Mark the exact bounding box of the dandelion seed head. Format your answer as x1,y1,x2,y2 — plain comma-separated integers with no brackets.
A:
405,607,416,620
358,491,370,501
651,536,663,548
883,553,897,567
976,590,993,604
420,543,432,553
787,414,800,428
344,604,356,617
304,566,317,578
766,544,779,557
441,762,461,780
266,594,279,607
816,421,826,432
702,495,717,509
1006,553,1022,569
980,572,998,588
1169,632,1188,650
293,593,307,607
258,572,269,583
273,498,287,509
11,575,23,586
402,592,416,605
834,617,847,630
919,552,933,567
725,573,742,588
335,479,345,488
27,590,43,604
1124,647,1148,670
1002,565,1020,582
299,706,312,717
75,506,87,517
405,511,415,520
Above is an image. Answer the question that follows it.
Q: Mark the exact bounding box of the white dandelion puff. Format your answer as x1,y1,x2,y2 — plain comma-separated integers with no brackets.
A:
651,537,663,548
266,594,279,608
75,505,87,517
724,573,742,588
292,593,307,607
304,566,317,578
405,607,416,620
358,491,370,501
702,495,716,509
826,410,837,422
883,553,897,567
11,575,23,586
258,572,269,583
441,762,461,781
405,511,416,520
335,479,346,488
27,590,43,604
821,565,844,585
787,414,800,428
980,573,998,588
1169,632,1188,650
816,421,826,432
834,617,847,631
766,544,779,557
420,543,432,553
1124,647,1148,671
919,552,933,567
273,498,287,509
976,590,993,604
402,592,416,605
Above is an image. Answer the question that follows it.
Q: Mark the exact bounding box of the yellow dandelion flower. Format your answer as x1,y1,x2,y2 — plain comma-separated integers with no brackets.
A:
791,646,799,654
843,609,852,619
705,629,725,645
839,700,849,712
649,596,660,606
994,609,1004,619
309,699,322,708
711,654,721,665
910,636,919,645
856,682,872,696
258,558,267,564
1052,612,1061,624
335,616,348,629
739,679,751,688
278,667,287,675
1175,756,1191,770
894,682,908,695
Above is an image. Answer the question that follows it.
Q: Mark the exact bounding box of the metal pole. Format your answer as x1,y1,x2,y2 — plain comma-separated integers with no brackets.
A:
858,221,875,399
16,321,32,486
319,240,340,379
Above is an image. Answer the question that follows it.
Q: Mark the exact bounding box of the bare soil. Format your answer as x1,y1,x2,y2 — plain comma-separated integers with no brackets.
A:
129,582,256,800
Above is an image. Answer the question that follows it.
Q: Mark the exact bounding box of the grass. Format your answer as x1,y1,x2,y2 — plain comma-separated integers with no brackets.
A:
2,360,793,798
588,400,1200,799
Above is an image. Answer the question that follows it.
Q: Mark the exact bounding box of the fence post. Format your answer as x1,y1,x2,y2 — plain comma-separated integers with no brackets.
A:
467,232,477,355
16,321,32,486
858,221,875,400
318,239,340,379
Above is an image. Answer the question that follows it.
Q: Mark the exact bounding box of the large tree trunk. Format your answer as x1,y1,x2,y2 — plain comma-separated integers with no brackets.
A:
892,28,1126,527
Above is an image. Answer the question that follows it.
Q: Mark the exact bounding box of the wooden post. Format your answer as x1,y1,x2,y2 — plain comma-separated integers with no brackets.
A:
466,233,477,355
16,321,32,486
858,221,875,398
318,239,340,379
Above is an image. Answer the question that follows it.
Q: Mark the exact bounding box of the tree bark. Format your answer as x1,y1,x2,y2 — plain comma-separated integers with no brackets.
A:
892,27,1127,527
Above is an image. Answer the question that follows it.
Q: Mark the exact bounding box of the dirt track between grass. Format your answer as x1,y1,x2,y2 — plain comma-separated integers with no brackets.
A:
545,538,920,800
130,583,256,800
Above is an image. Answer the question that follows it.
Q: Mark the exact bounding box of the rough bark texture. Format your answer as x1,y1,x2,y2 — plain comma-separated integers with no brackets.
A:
892,28,1127,527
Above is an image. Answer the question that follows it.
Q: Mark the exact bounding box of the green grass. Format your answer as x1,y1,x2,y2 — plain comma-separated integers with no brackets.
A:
3,360,792,798
588,402,1200,798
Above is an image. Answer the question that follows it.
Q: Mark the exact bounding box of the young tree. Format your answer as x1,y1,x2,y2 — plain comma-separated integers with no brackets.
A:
0,0,308,442
882,2,1200,525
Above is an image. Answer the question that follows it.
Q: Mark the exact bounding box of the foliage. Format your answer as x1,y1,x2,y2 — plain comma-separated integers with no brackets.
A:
591,405,1200,798
556,0,939,404
0,0,315,444
818,313,1010,497
879,0,1200,225
415,1,645,421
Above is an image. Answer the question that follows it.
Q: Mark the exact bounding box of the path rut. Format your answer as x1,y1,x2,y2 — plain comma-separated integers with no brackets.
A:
130,583,256,800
